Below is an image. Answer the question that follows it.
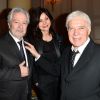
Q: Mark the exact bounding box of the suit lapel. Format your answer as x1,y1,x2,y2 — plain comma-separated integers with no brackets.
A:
67,40,95,78
61,47,71,80
6,33,22,60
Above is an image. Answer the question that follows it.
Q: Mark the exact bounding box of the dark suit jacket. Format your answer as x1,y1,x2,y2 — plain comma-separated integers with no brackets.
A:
36,39,100,100
60,39,100,100
0,33,34,100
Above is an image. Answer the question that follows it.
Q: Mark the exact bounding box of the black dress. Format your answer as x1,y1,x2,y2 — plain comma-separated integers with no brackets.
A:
33,39,61,100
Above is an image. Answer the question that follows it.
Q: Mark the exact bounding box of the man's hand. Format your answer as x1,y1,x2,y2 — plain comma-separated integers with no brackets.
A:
19,61,29,77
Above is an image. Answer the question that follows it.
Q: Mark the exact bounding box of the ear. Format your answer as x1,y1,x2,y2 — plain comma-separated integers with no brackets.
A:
8,23,10,29
88,29,91,36
88,26,91,36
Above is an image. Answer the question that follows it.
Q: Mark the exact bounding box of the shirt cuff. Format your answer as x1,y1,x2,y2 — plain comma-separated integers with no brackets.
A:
35,55,41,61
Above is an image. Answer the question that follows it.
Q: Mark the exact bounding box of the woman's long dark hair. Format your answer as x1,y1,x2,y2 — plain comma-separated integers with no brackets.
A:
27,7,56,42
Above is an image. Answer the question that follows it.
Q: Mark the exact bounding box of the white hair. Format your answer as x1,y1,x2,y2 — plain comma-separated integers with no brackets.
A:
7,7,30,24
66,10,91,30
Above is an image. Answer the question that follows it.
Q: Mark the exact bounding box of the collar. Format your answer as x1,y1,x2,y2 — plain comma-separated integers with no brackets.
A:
9,31,24,43
71,37,90,54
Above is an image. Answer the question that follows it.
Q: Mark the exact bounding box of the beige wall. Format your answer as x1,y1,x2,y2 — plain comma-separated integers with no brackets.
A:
44,0,71,18
0,0,7,13
31,0,72,18
8,0,32,10
0,0,100,43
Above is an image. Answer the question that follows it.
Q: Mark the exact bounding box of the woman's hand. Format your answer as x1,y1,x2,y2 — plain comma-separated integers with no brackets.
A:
25,41,40,58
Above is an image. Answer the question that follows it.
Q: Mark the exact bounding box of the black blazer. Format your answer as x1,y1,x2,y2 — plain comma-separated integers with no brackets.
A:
36,39,100,100
0,33,34,100
60,39,100,100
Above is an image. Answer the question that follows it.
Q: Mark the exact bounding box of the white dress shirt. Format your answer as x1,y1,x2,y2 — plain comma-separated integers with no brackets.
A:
9,32,28,67
71,37,90,67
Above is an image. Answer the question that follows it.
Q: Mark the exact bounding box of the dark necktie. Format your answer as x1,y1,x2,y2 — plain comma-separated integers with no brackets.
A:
71,50,79,67
69,50,79,73
18,41,26,61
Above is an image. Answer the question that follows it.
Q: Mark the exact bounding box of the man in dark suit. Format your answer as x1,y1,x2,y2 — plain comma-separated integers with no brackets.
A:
0,7,34,100
25,10,100,100
59,10,100,100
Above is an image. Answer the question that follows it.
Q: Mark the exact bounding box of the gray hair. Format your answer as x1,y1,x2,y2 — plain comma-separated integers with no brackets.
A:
66,10,91,30
7,7,30,24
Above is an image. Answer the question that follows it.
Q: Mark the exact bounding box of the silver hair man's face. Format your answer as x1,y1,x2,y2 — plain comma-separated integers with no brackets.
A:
8,12,28,40
67,16,91,48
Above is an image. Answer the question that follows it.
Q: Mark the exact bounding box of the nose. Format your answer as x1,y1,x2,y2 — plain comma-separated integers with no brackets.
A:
73,29,79,35
42,20,46,24
18,23,23,29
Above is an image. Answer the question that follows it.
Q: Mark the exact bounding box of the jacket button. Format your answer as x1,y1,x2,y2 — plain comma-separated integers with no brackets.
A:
65,79,71,86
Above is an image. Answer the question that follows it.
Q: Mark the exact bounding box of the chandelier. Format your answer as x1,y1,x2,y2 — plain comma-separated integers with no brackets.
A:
46,0,61,11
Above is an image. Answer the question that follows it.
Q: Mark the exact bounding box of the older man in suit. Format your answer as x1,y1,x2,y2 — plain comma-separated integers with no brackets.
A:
0,7,35,100
60,10,100,100
25,10,100,100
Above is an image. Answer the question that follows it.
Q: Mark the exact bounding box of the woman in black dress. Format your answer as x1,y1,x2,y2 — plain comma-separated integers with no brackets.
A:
26,7,65,100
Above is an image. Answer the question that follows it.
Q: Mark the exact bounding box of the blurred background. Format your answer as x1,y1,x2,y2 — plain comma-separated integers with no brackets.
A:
0,0,100,43
0,0,100,99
